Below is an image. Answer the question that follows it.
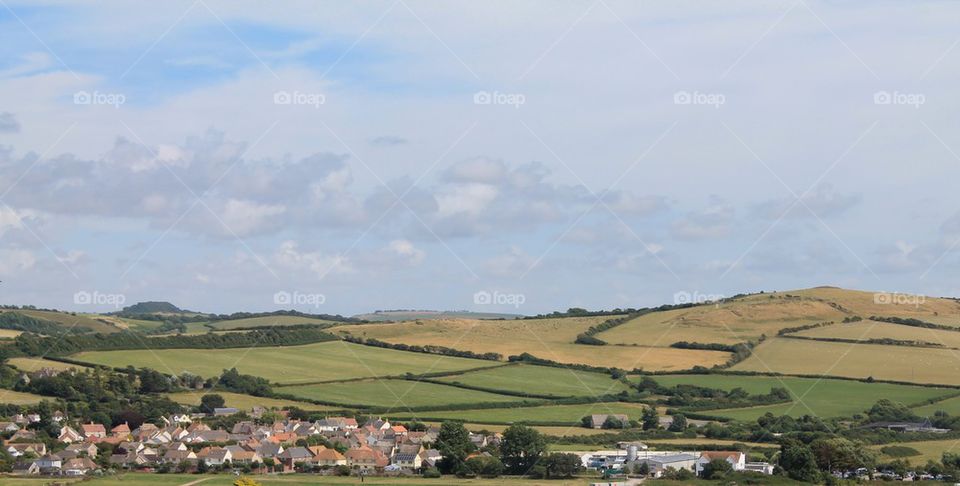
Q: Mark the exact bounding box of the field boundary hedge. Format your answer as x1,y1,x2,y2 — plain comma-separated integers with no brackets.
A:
636,369,960,390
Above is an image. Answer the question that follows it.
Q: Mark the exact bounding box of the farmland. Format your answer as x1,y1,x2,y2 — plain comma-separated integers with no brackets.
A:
0,309,119,333
331,316,731,371
281,379,525,408
165,391,339,411
71,340,500,384
393,401,649,425
8,357,84,372
871,439,960,465
434,364,629,397
912,395,960,416
0,389,52,405
206,315,336,330
650,374,955,420
792,319,960,347
731,338,960,385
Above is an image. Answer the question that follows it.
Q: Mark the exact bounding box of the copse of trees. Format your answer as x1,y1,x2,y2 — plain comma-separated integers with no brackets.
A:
343,336,502,361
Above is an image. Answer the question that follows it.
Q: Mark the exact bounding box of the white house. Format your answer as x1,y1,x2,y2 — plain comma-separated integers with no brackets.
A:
696,451,746,475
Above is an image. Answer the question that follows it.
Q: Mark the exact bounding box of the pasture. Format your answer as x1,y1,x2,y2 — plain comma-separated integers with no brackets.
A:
282,379,523,408
650,374,953,420
71,340,499,384
1,309,118,333
331,316,730,371
8,357,84,372
871,439,960,465
207,315,335,330
912,395,960,417
165,391,339,411
434,364,629,397
393,401,648,425
0,389,52,405
731,338,960,385
793,319,960,347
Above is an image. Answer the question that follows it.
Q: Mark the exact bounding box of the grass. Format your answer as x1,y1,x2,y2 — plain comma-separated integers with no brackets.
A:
731,338,960,385
330,316,730,371
393,401,649,425
434,364,629,397
0,473,593,486
166,391,340,412
70,340,500,384
648,473,807,485
8,357,84,372
207,315,334,330
649,374,954,420
912,395,960,416
282,379,523,408
0,389,52,405
871,439,960,465
0,329,22,338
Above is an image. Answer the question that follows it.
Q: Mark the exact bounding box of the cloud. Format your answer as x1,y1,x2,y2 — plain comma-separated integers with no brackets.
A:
0,113,20,133
0,248,36,275
755,184,861,220
370,135,408,147
672,197,734,240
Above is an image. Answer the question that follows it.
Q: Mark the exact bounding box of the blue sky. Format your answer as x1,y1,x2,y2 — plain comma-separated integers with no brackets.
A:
1,1,960,315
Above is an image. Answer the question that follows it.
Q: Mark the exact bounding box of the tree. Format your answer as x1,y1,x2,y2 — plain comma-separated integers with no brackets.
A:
668,414,687,432
809,437,875,473
500,424,547,475
200,394,225,414
780,439,821,483
641,407,659,430
542,453,581,478
437,421,474,474
464,455,504,478
701,458,733,479
636,462,650,476
602,415,627,429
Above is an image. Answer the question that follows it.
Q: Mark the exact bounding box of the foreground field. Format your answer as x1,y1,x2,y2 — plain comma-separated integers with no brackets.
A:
331,316,730,371
71,341,499,384
650,374,954,420
0,473,590,486
282,379,524,408
394,401,649,425
731,338,960,385
166,391,340,412
434,364,629,397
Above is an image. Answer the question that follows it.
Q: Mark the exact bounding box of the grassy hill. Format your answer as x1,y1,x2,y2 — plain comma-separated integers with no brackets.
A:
0,308,119,334
353,309,523,321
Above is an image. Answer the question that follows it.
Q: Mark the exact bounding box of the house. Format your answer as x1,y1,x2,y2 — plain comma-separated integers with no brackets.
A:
62,457,98,476
696,451,746,475
745,461,775,475
0,421,20,433
81,423,107,439
57,425,83,444
35,454,62,473
198,447,232,466
12,459,40,475
65,442,98,458
346,445,389,471
588,414,630,429
277,446,314,470
392,452,422,471
420,449,442,468
213,407,239,416
637,453,698,477
312,447,347,467
162,449,197,464
861,421,950,434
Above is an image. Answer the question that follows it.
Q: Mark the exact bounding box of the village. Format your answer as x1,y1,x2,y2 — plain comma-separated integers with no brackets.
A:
1,404,775,480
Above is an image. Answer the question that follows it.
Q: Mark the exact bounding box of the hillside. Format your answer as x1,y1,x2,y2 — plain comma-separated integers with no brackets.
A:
120,301,185,314
0,308,120,334
353,309,523,321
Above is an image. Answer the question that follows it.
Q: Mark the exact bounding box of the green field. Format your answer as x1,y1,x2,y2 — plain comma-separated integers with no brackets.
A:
282,379,523,408
731,338,960,385
435,364,629,398
394,401,648,425
912,395,960,416
208,315,335,330
0,473,589,486
650,374,955,420
871,439,960,465
166,391,340,412
71,340,500,384
2,309,118,333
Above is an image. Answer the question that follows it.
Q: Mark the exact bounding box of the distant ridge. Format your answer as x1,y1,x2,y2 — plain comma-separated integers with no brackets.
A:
120,301,184,314
353,309,523,322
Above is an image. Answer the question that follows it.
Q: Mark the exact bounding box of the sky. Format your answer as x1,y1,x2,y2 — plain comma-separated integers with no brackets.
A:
1,0,960,315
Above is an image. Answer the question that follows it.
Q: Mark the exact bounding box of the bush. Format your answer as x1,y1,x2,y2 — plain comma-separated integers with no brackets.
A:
422,467,441,478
